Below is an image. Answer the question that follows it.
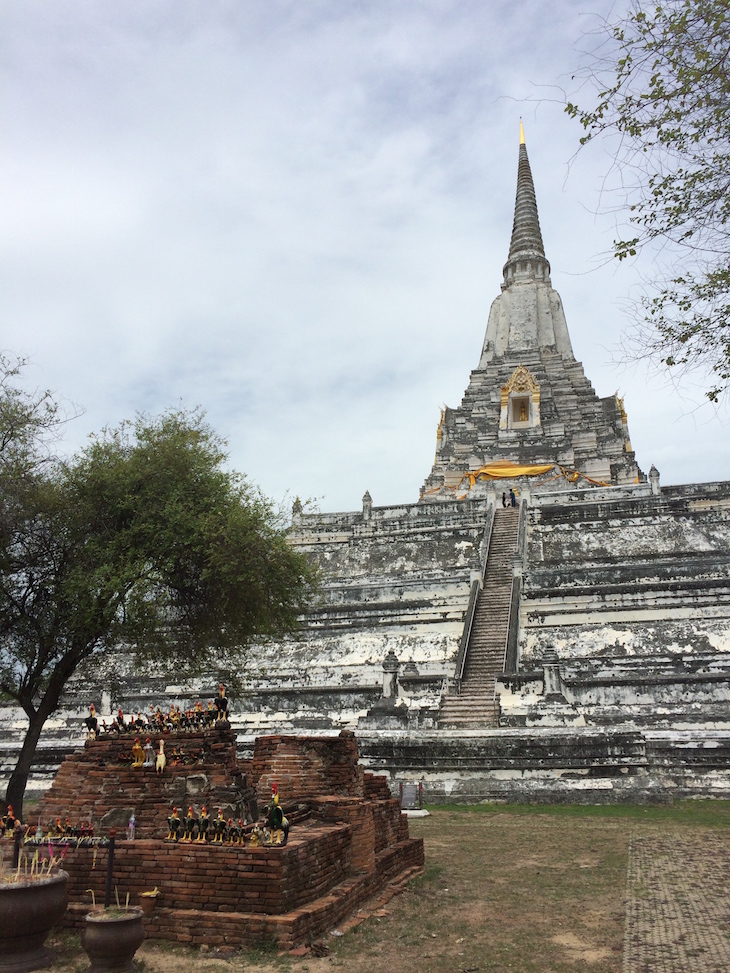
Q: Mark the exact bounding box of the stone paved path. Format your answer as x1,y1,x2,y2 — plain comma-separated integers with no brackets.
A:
624,831,730,973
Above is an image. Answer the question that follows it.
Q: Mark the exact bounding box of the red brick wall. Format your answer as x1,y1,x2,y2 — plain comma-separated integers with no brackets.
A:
35,730,251,838
57,824,351,915
310,797,375,873
251,731,364,805
364,772,393,800
61,835,424,949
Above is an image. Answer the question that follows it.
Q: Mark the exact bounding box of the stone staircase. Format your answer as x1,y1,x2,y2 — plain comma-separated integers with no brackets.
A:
439,506,521,728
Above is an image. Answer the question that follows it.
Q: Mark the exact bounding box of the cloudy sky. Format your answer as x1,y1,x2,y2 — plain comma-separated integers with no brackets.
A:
2,0,727,514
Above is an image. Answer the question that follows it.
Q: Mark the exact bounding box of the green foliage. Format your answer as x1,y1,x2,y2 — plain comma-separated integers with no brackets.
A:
566,0,730,400
0,354,61,480
1,408,316,709
0,361,317,815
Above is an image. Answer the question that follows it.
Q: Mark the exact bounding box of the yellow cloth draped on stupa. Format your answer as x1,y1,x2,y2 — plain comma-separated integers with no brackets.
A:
464,460,555,486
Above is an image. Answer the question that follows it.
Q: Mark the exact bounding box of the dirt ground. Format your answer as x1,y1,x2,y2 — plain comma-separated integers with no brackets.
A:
44,803,730,973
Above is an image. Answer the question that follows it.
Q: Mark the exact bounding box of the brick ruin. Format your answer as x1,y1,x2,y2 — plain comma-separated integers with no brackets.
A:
10,729,423,948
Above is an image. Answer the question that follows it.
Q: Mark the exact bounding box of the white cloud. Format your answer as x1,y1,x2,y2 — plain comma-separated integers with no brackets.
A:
1,0,726,512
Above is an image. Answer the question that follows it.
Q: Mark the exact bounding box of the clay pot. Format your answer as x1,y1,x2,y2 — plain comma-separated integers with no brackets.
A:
0,870,69,973
81,908,145,973
138,891,158,916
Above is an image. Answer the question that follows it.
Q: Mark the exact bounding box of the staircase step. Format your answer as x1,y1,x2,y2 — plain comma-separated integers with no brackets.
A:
440,506,521,729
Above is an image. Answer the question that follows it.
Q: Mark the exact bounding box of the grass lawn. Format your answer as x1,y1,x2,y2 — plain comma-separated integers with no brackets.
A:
45,801,730,973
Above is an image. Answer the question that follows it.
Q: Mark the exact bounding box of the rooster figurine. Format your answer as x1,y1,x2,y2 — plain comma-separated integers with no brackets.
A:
166,807,181,842
182,806,197,842
83,703,99,739
197,806,209,842
131,737,145,768
212,808,227,843
156,740,166,774
265,782,289,846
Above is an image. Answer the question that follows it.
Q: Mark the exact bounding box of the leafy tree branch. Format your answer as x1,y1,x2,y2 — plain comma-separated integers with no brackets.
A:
566,0,730,400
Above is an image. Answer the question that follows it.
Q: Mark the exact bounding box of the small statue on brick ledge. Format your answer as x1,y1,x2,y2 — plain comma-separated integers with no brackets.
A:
83,703,99,740
156,739,166,774
1,805,19,835
165,806,182,842
181,806,198,842
212,808,227,843
213,683,230,727
249,823,265,847
131,737,145,768
263,782,289,846
197,806,210,842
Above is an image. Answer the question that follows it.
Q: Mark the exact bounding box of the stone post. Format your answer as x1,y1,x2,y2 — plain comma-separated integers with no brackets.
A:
649,465,661,496
543,664,564,698
382,650,400,699
362,490,373,521
292,497,303,524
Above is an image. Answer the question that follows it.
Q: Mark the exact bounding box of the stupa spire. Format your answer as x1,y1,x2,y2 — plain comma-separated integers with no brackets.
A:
503,121,550,286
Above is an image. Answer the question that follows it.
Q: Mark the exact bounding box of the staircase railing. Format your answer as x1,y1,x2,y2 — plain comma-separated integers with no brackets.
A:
479,502,496,576
502,575,522,674
454,579,479,688
453,503,495,689
502,499,527,674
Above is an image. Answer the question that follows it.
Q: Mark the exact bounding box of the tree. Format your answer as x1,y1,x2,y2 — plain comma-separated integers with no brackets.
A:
0,405,317,820
566,0,730,400
0,354,64,480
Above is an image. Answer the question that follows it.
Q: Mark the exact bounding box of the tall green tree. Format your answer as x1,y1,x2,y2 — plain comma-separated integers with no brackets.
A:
566,0,730,400
0,403,316,820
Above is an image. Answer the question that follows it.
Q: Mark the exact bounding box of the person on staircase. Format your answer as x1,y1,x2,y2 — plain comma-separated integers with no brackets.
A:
509,488,516,507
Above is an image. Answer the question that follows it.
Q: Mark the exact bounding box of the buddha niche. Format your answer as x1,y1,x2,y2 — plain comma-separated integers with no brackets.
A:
519,401,528,422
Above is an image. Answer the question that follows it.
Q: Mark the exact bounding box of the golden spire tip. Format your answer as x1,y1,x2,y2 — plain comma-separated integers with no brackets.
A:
519,118,525,145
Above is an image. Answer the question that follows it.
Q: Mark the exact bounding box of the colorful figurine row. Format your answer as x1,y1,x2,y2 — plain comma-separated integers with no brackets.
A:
162,784,290,848
83,685,231,740
164,806,248,844
124,737,201,772
44,817,95,840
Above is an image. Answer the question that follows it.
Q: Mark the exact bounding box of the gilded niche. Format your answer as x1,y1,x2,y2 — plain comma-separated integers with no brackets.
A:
500,365,541,430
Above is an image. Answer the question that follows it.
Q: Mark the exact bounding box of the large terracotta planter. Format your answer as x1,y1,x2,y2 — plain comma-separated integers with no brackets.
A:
81,908,145,973
0,870,69,973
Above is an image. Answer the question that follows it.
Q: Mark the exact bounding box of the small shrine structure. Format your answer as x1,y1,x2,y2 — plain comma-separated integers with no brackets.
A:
13,727,423,949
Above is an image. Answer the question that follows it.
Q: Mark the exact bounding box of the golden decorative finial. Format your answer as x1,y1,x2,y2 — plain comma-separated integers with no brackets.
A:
519,118,525,145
